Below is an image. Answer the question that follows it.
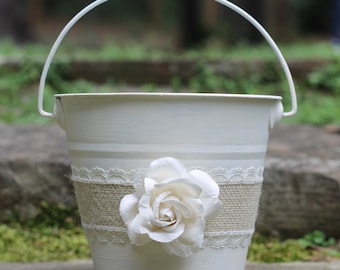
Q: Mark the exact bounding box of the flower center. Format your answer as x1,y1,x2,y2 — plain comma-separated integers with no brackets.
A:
159,205,176,224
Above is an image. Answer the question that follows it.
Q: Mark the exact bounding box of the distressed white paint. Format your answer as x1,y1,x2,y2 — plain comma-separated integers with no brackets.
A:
54,92,283,270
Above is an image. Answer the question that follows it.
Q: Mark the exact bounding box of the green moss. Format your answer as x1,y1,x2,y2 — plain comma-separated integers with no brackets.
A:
0,202,90,262
0,39,335,62
248,232,340,263
0,41,339,125
0,224,90,262
248,234,314,263
1,204,339,264
1,226,339,263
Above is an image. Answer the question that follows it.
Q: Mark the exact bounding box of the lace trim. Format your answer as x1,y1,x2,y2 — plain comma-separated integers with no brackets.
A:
83,223,254,249
83,223,128,245
73,165,262,249
202,167,263,184
71,166,137,185
71,166,263,185
204,230,254,248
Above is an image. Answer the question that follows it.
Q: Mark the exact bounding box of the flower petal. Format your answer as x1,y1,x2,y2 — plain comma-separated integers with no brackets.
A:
138,192,153,215
161,216,205,257
180,217,205,245
129,233,151,246
149,157,189,181
161,238,200,257
160,207,175,222
180,196,203,220
144,177,158,193
148,223,185,243
163,198,191,219
126,214,152,245
119,193,139,224
200,197,222,219
189,169,221,219
156,178,202,199
129,214,151,235
151,191,174,227
189,169,219,198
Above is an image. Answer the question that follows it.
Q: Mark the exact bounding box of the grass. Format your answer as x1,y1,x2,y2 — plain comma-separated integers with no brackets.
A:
183,40,336,61
248,232,340,263
2,80,340,126
0,39,336,61
1,39,339,126
0,224,89,262
0,221,339,262
1,65,340,126
0,202,90,262
1,202,339,263
283,92,340,125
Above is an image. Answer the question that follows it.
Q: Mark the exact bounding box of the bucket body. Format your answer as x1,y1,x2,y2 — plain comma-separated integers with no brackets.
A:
55,92,283,270
37,1,296,270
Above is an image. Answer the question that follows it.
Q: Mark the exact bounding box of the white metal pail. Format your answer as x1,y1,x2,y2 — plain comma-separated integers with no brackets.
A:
38,1,297,270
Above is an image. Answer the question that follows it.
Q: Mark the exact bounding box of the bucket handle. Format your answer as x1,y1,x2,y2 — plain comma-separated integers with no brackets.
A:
38,0,297,118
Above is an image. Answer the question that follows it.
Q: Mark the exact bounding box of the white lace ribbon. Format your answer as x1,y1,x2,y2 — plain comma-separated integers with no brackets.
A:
71,166,263,249
71,166,264,185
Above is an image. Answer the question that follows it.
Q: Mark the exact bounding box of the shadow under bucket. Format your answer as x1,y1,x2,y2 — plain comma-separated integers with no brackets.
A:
38,1,297,270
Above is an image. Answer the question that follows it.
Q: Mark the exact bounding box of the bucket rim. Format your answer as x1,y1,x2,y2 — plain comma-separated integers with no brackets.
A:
54,92,282,100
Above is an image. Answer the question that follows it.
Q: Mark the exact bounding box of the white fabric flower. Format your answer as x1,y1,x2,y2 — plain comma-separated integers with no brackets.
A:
119,157,222,257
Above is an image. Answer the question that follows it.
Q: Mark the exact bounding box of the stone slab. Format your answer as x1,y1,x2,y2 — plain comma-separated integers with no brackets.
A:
259,124,340,237
0,124,72,220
